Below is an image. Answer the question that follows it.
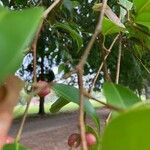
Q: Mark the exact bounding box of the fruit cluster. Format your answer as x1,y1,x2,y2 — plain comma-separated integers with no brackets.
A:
68,132,96,148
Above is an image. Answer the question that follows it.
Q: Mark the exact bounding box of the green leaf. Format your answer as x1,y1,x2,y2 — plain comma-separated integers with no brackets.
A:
93,3,125,29
72,1,80,8
53,23,83,50
135,12,150,29
103,82,141,109
50,97,69,113
52,83,100,130
63,0,73,12
86,125,100,150
58,63,65,73
102,17,124,35
127,24,150,49
133,0,150,28
133,0,150,13
119,0,133,20
58,63,70,74
102,106,150,150
15,0,27,5
0,7,43,83
3,143,27,150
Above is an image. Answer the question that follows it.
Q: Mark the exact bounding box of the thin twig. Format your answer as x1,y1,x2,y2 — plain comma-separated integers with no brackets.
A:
134,54,150,75
106,34,122,124
115,34,122,84
87,94,123,112
82,90,123,111
76,0,108,149
43,0,62,19
63,69,77,79
15,96,32,142
77,0,108,69
15,22,40,143
77,70,87,150
15,29,39,143
89,34,120,92
15,0,61,143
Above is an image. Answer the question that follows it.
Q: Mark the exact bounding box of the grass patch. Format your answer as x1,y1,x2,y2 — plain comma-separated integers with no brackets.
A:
14,100,102,118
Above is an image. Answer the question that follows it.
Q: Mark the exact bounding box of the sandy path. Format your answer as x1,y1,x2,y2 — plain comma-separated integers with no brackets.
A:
9,109,109,150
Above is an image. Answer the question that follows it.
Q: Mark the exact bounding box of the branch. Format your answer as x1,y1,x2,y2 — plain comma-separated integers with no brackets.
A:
105,34,122,123
77,0,108,69
43,0,62,19
15,95,32,142
86,93,124,112
15,0,62,143
89,34,120,92
63,69,77,79
77,69,87,150
134,53,150,75
76,0,108,149
115,34,122,84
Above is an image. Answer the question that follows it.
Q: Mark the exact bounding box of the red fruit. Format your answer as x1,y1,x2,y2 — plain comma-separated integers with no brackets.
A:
68,133,81,148
86,133,96,147
37,81,50,97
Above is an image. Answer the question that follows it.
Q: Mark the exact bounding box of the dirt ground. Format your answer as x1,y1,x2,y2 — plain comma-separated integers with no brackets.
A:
9,108,109,150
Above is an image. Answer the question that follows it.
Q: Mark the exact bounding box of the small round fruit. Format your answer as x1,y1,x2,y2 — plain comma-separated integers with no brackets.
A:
86,133,96,147
37,81,50,97
68,133,81,148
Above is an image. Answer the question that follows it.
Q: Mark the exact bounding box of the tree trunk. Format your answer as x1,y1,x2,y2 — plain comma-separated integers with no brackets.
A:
38,55,45,115
39,97,45,115
145,82,150,100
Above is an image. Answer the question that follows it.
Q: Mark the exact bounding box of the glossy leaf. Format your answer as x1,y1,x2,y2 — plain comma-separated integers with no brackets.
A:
0,7,43,83
135,12,150,29
133,0,150,13
104,5,125,28
93,3,125,28
102,17,124,35
58,63,70,74
3,143,27,150
102,107,150,150
119,0,133,20
53,23,83,50
103,82,141,109
52,83,100,130
127,24,150,49
133,0,150,28
50,97,69,113
58,63,65,73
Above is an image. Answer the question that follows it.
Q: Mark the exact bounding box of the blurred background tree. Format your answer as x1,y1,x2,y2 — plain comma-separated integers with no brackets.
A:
1,0,150,115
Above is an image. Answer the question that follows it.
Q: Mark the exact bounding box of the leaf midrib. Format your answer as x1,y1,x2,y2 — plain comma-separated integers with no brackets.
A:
53,85,79,104
111,84,126,108
138,1,150,13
